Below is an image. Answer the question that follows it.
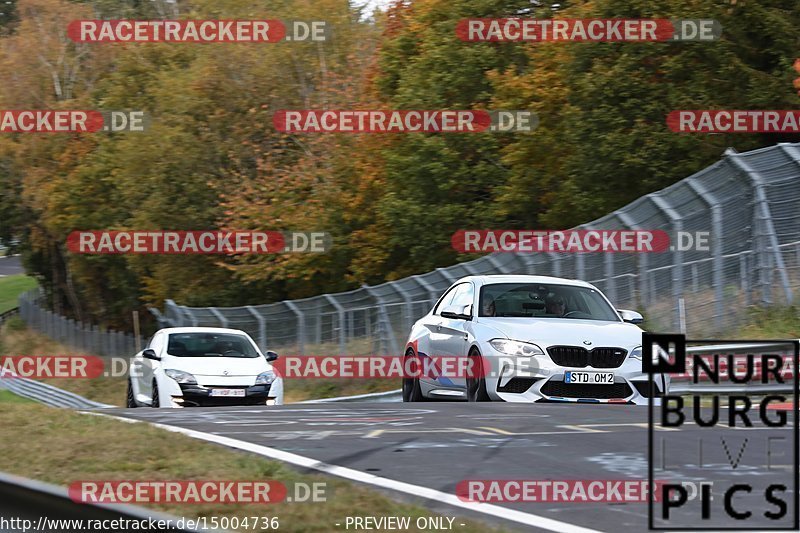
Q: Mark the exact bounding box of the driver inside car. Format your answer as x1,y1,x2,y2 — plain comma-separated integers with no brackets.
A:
545,292,566,316
482,296,496,317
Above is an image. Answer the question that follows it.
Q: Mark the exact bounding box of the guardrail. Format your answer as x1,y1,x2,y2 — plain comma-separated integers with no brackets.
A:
0,471,198,532
0,369,113,409
18,289,146,357
0,306,19,325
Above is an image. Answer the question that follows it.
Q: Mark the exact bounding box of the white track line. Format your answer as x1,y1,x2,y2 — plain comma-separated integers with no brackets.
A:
83,411,602,533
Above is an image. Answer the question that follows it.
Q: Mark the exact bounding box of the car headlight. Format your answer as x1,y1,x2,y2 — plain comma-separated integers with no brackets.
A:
489,339,544,357
164,369,197,384
629,346,643,361
255,370,276,385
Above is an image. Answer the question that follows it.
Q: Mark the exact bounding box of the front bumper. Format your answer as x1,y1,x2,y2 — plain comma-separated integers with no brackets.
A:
487,354,668,404
174,383,274,407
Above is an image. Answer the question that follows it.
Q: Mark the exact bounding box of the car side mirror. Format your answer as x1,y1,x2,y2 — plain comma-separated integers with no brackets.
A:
265,351,279,362
618,309,644,324
441,304,472,321
142,348,160,361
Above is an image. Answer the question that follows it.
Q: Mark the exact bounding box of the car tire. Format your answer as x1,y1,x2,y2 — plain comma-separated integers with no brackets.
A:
466,350,491,402
126,379,137,408
402,350,425,402
151,380,160,408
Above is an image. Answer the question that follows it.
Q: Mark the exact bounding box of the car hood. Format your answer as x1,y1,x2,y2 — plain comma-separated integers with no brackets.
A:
478,318,642,349
161,355,270,377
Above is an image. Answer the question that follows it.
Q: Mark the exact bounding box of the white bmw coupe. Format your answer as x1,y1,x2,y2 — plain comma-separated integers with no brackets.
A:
402,275,668,404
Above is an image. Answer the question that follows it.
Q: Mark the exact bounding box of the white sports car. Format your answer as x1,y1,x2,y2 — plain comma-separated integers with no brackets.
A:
402,275,668,403
127,327,284,408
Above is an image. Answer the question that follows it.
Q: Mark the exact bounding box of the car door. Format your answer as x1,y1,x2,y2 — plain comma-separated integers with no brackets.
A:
418,283,462,385
436,282,474,389
136,331,164,401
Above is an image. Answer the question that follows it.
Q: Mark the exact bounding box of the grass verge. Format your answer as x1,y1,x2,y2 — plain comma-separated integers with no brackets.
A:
0,274,36,314
0,316,125,406
0,396,506,533
0,390,33,403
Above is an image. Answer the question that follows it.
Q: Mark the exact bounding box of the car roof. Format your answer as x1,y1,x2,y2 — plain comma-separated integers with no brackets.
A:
455,274,596,288
156,327,250,336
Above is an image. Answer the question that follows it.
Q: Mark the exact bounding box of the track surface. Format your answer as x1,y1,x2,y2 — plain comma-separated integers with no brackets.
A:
111,402,797,532
0,255,22,277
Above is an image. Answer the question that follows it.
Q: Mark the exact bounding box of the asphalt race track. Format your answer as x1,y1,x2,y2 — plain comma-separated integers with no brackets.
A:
0,255,23,277
109,402,797,533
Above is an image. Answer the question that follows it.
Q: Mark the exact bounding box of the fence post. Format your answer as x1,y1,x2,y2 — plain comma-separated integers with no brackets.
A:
324,295,347,354
246,306,267,351
603,254,616,303
726,149,792,305
649,194,684,331
363,286,400,356
685,178,725,332
91,325,100,355
68,319,76,350
283,301,305,354
412,275,439,308
740,254,750,306
575,253,585,282
209,307,228,328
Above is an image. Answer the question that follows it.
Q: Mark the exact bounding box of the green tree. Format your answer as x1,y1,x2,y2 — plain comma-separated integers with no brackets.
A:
491,0,800,228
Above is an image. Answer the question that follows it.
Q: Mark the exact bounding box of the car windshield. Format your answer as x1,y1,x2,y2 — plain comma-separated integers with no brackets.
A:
166,333,260,358
479,283,620,321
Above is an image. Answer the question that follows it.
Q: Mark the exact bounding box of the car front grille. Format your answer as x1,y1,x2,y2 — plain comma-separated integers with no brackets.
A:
497,377,542,394
546,346,627,368
540,380,633,399
589,347,628,368
547,346,588,367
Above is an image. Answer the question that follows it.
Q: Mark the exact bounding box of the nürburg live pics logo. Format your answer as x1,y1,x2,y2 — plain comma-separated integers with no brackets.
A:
645,332,799,530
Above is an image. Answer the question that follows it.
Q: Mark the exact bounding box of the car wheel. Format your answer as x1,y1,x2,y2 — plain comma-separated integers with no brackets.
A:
466,350,491,402
151,380,160,408
126,379,137,408
402,349,425,402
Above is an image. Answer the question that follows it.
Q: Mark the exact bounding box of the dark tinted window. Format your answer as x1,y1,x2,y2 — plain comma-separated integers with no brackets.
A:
479,283,619,321
167,333,260,358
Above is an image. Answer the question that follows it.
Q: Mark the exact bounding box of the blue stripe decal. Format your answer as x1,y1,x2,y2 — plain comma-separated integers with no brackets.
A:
417,351,456,387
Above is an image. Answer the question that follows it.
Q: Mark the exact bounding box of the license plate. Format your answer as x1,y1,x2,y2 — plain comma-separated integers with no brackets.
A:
565,371,614,384
209,388,246,397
